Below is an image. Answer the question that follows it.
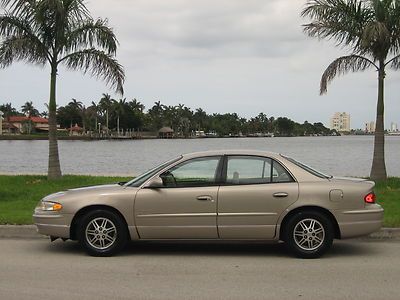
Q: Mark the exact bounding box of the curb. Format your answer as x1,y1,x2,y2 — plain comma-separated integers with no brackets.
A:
367,228,400,239
0,225,45,239
0,225,399,240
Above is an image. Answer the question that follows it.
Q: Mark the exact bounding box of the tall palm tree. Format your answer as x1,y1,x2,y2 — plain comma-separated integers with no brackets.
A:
0,0,125,179
99,93,113,134
302,0,400,181
68,98,86,131
113,98,126,135
89,100,99,131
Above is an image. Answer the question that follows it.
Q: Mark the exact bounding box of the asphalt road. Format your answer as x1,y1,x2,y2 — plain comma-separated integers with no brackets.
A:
0,238,399,300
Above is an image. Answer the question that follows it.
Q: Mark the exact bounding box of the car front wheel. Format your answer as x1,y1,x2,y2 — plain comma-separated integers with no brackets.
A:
284,211,334,258
78,210,127,257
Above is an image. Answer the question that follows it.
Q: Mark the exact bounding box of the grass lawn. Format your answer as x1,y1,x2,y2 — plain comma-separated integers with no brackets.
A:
0,175,130,224
0,175,399,227
375,177,400,227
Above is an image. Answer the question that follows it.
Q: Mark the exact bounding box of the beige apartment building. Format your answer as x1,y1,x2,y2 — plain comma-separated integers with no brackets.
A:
365,121,375,133
330,112,351,132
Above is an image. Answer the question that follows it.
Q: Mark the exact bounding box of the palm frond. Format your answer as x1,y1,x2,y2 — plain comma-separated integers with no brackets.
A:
65,18,118,55
0,14,50,57
0,14,32,37
302,0,373,51
320,54,377,94
387,53,400,69
61,48,125,94
64,0,90,21
1,0,36,17
0,35,48,67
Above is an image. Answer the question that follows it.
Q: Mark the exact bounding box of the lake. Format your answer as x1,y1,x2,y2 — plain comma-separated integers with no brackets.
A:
0,136,399,177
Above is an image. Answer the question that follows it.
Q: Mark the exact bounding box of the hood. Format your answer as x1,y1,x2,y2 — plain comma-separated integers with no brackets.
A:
67,184,123,193
42,184,127,202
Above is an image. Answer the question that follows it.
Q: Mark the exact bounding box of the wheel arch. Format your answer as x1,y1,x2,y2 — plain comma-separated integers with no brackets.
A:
278,206,341,240
69,205,130,241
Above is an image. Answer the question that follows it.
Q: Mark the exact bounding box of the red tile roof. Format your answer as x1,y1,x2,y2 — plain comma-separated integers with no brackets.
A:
7,116,48,123
69,124,83,131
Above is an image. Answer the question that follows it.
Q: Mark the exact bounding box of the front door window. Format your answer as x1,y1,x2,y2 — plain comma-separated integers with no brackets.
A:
162,157,221,187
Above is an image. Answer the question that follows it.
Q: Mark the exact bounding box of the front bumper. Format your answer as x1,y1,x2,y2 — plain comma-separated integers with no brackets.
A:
336,204,384,239
33,210,74,239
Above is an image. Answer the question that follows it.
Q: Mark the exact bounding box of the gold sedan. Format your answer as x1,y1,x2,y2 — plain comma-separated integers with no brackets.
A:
33,150,383,258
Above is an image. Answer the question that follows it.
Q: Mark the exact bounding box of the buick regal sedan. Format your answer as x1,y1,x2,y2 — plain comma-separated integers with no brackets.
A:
33,150,383,258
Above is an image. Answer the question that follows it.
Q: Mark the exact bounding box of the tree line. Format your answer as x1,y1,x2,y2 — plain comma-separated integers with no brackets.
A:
0,97,336,137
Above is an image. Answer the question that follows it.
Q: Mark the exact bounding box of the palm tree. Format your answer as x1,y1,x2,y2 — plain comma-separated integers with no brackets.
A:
113,98,126,135
21,101,39,116
0,102,18,117
68,98,86,131
301,0,400,181
99,93,113,134
89,101,99,131
129,98,145,112
0,0,125,179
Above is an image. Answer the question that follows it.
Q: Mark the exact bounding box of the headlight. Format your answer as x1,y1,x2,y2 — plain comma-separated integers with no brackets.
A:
37,201,63,211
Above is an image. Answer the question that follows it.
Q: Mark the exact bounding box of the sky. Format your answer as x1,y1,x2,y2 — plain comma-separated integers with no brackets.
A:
0,0,400,129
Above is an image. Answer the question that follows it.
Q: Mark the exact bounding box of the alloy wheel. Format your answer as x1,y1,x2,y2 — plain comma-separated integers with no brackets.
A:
85,217,117,250
293,218,325,251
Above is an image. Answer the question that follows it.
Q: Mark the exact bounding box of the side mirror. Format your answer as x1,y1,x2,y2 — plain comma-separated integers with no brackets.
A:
145,176,164,188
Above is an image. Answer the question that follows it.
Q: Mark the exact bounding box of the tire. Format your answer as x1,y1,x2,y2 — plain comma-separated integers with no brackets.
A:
78,209,128,257
284,211,334,259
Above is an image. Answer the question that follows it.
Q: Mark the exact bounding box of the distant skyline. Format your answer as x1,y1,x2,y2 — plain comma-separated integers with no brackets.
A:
1,0,399,129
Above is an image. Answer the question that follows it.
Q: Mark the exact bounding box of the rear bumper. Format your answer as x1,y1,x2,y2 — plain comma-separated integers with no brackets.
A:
33,211,73,239
336,204,384,239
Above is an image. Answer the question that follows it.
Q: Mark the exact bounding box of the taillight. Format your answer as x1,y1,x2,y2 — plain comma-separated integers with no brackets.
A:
364,192,376,204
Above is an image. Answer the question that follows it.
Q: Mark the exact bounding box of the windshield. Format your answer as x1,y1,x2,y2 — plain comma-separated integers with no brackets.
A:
125,156,182,187
281,155,331,179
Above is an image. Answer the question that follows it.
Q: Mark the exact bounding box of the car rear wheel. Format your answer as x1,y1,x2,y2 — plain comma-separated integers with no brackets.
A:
78,209,127,257
284,211,334,258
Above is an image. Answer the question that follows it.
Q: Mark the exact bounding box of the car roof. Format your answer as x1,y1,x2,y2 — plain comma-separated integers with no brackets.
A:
181,150,281,159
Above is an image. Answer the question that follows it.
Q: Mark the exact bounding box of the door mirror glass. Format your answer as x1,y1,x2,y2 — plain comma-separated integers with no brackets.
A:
145,176,164,188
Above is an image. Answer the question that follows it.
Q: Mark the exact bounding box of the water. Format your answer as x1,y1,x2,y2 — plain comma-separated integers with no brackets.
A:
0,136,399,177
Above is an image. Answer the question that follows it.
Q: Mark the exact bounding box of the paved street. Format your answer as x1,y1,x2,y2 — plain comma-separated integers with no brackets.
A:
0,238,399,299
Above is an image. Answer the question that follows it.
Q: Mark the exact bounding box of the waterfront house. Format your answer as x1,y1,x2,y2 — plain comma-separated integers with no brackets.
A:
3,116,49,134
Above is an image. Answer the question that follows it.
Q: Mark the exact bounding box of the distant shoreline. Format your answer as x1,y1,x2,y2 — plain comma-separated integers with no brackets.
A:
1,134,399,141
0,134,338,141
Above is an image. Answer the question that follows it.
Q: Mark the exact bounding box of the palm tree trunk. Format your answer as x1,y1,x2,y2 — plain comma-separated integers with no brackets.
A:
106,109,109,136
48,66,62,179
370,63,387,181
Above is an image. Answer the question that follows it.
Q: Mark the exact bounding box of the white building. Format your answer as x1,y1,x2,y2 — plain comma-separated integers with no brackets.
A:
330,112,351,132
365,121,375,133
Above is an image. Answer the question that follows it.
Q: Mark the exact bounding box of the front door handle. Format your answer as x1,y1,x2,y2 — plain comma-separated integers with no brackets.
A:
196,195,214,202
273,192,288,198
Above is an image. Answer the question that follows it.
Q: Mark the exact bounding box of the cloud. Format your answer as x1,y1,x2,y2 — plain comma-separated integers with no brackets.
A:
89,0,309,60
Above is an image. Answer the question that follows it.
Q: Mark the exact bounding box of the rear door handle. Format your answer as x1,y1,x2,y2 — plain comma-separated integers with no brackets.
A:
273,192,288,198
196,196,214,202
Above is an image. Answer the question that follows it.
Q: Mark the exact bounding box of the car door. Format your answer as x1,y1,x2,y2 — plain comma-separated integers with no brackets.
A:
217,155,299,239
134,156,222,239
